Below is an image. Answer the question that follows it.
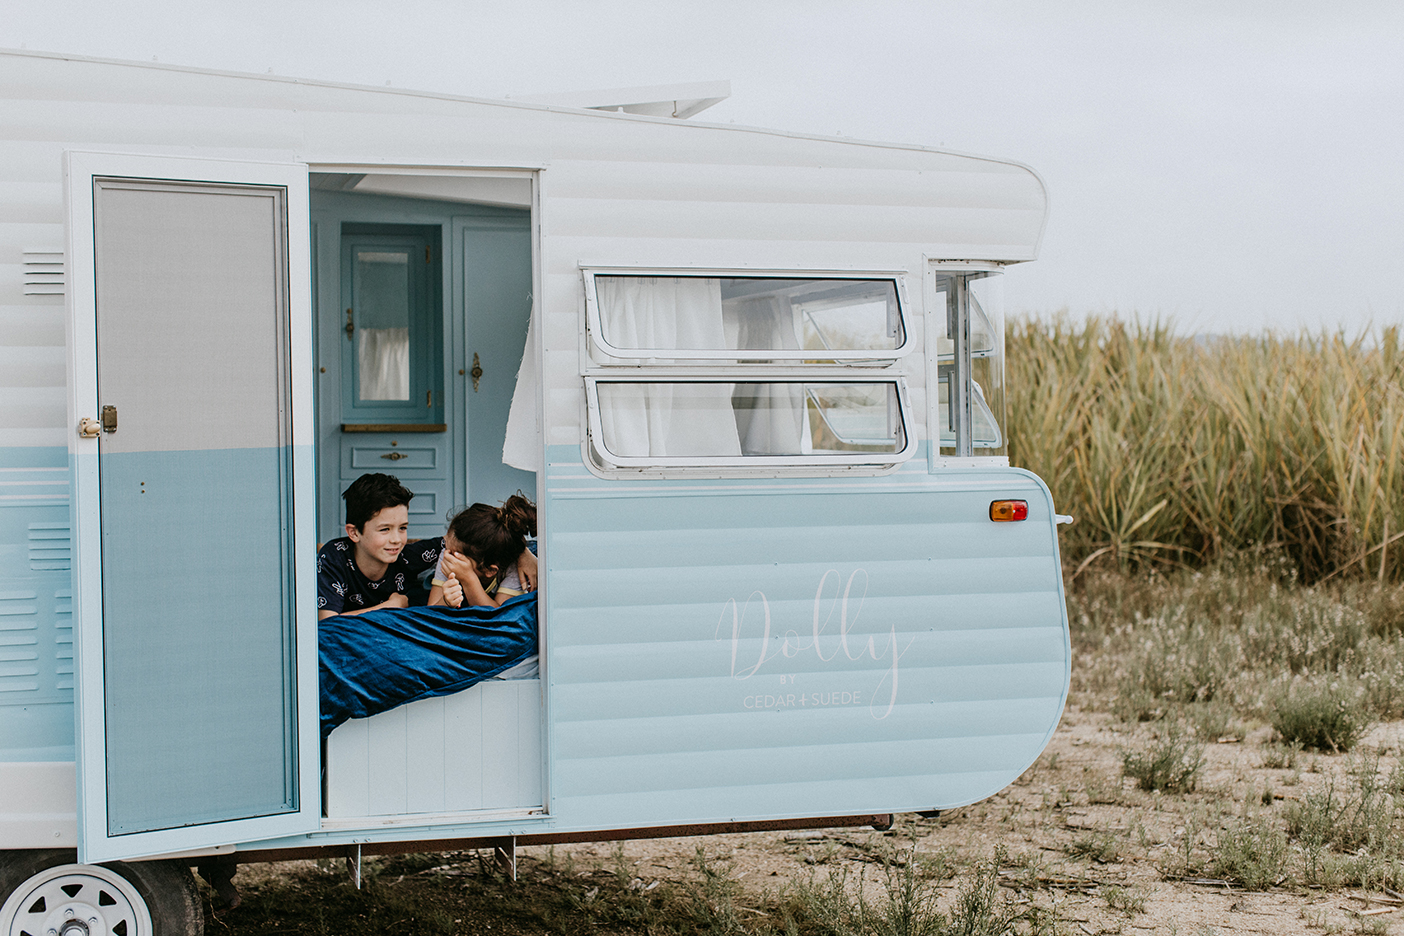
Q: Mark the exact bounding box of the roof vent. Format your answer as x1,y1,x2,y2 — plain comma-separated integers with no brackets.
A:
513,81,731,120
23,250,64,296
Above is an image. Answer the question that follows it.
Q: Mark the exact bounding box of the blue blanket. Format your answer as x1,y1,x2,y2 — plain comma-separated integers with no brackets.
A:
319,593,537,737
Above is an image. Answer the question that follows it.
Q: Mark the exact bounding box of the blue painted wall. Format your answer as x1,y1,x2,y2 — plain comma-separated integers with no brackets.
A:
0,445,75,761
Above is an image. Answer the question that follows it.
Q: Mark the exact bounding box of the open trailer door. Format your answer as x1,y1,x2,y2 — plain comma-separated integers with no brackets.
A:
65,152,318,862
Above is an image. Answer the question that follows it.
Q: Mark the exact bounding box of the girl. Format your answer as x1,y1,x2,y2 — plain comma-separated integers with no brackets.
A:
427,493,537,609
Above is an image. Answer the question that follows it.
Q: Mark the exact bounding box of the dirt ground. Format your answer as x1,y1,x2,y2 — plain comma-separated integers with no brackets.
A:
209,704,1404,935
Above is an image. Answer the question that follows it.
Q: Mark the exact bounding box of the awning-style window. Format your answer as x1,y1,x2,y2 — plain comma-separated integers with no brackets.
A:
585,273,908,363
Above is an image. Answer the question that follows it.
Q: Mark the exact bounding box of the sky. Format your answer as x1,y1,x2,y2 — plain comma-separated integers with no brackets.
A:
4,0,1402,335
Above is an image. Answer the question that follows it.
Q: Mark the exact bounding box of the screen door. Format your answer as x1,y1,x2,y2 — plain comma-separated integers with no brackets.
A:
67,153,317,861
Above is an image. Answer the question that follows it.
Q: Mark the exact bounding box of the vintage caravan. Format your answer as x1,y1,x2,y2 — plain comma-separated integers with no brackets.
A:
0,49,1070,934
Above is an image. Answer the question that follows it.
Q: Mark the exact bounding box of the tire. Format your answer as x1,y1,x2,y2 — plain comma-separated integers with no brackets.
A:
0,850,202,936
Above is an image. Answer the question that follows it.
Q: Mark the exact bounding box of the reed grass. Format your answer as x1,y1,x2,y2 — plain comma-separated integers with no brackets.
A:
1007,317,1404,582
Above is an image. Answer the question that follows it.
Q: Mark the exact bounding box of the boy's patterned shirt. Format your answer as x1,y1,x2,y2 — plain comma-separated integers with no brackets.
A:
317,536,442,614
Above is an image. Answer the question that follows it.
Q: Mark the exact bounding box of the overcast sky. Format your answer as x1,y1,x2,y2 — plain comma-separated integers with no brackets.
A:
5,1,1401,335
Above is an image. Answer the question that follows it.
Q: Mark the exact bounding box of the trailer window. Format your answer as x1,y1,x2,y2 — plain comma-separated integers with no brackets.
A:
586,379,908,467
585,274,907,362
932,271,1005,455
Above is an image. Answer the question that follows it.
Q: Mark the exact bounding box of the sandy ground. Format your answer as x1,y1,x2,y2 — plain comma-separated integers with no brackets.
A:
221,705,1404,934
499,705,1404,935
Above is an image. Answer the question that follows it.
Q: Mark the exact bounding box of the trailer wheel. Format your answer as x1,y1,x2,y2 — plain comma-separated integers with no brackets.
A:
0,850,202,936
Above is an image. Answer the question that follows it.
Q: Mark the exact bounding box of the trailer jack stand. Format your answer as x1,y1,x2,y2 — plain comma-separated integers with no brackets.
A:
198,859,242,908
493,837,517,882
346,844,362,889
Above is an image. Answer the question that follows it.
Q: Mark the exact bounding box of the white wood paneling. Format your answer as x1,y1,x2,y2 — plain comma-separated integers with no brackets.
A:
324,679,542,820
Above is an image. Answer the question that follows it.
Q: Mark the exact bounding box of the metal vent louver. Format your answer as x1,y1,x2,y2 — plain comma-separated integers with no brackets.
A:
23,249,65,296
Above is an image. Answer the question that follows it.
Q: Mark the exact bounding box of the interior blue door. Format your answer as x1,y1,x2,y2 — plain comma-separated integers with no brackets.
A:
459,218,534,506
68,153,319,862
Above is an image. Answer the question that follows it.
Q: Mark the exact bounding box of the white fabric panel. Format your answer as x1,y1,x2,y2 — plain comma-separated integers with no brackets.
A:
728,295,805,454
502,313,542,472
598,276,725,350
594,277,741,457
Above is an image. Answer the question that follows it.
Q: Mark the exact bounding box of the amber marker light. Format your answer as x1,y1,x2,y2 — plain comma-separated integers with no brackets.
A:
989,500,1029,522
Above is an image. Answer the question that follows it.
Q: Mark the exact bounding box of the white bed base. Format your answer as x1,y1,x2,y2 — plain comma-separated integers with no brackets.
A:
324,676,543,821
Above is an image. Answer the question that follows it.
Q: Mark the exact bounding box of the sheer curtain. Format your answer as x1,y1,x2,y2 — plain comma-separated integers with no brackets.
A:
726,295,806,455
357,328,410,400
596,277,741,458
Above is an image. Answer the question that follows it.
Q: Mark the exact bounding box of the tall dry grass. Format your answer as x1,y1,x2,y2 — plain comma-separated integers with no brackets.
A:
1007,317,1404,582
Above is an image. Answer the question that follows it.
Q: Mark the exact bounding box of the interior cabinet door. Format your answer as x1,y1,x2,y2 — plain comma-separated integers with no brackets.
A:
66,152,318,861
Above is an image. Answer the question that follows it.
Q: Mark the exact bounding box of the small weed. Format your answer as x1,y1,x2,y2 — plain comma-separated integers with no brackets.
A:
1285,760,1397,858
1387,758,1404,795
1261,742,1303,770
1187,700,1241,742
1122,724,1205,793
1084,770,1122,805
1067,829,1119,864
1209,815,1290,889
682,847,747,935
1102,883,1148,914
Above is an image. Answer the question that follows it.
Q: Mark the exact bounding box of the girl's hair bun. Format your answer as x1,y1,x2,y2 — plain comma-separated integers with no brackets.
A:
446,492,537,572
498,492,537,539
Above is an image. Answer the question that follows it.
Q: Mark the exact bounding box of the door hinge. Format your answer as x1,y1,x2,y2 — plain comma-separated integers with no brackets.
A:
425,245,431,264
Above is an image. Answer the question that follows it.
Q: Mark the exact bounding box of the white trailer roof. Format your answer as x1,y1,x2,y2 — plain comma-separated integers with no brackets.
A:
0,48,1047,263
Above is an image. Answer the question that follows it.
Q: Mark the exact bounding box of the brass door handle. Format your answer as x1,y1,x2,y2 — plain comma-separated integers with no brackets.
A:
471,353,483,392
381,451,407,461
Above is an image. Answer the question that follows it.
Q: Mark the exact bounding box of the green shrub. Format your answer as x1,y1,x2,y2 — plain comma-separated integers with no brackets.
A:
1271,684,1372,752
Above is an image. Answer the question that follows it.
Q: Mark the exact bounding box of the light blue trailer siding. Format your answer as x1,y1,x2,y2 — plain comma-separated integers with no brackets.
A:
544,445,1068,829
0,448,73,762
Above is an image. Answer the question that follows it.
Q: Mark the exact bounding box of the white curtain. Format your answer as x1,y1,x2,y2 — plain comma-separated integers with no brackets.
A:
502,314,541,472
357,328,409,401
727,296,805,455
596,278,741,457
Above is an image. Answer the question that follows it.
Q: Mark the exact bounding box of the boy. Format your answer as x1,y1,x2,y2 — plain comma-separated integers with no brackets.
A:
317,473,442,620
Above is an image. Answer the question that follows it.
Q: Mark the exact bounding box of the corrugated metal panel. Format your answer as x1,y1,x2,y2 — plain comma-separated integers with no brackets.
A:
544,450,1069,826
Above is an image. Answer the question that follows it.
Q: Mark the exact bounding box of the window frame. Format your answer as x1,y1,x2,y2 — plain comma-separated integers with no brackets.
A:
583,371,915,469
582,267,913,365
924,260,1008,465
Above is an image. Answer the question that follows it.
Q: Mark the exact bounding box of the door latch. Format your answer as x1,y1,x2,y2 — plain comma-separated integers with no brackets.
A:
100,405,118,433
471,353,483,392
345,307,354,340
78,417,100,438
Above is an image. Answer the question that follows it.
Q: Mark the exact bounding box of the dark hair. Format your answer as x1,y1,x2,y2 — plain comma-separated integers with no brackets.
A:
342,473,415,531
445,493,536,573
